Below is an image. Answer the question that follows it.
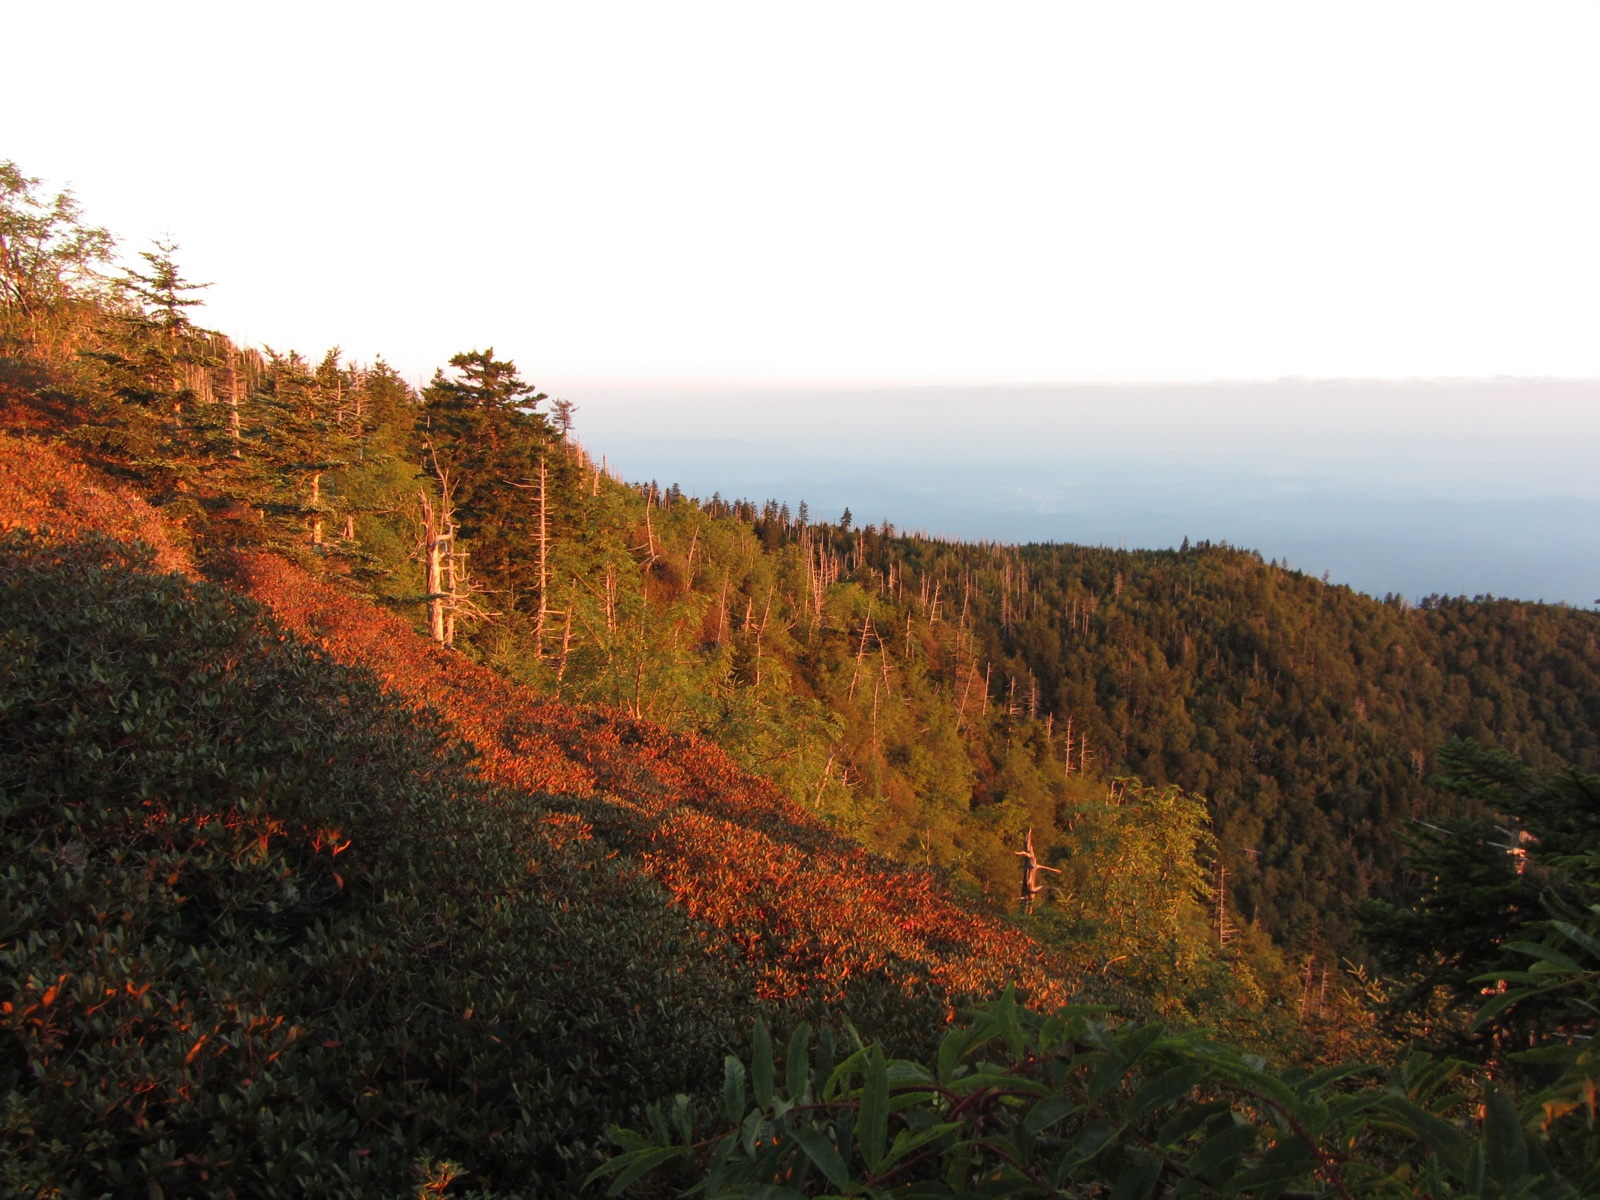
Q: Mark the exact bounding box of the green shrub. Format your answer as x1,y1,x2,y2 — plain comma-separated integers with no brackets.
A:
594,983,1595,1198
0,534,766,1196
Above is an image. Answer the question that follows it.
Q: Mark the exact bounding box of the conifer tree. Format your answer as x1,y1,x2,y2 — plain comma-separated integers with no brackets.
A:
419,348,573,613
73,241,218,493
254,349,355,551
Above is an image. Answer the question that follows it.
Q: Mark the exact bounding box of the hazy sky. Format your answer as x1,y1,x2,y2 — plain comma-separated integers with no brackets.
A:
6,3,1599,601
8,1,1600,383
581,379,1600,605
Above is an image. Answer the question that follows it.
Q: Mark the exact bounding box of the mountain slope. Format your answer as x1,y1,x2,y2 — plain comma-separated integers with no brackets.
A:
0,434,1098,1194
0,426,1077,1009
229,548,1073,1011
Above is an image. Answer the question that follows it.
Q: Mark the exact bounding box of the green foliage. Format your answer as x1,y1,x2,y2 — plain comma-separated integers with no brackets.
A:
420,347,576,609
594,987,1593,1198
9,154,1600,979
0,160,115,362
5,157,1600,1198
1357,743,1600,1058
1469,890,1600,1193
0,533,777,1195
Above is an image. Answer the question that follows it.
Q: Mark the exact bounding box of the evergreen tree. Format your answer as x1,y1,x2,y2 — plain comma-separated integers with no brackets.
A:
1357,739,1600,1055
254,348,356,553
420,348,571,613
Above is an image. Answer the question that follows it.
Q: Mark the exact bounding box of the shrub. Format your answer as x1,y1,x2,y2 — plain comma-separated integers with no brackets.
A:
0,533,765,1196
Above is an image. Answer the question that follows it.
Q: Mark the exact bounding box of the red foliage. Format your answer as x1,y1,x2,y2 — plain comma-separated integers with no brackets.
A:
231,552,1074,1011
0,432,192,574
0,442,1073,1013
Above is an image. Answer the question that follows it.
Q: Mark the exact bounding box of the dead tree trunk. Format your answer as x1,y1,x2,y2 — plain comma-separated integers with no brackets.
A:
535,455,549,657
1015,828,1061,912
226,347,243,457
420,488,450,644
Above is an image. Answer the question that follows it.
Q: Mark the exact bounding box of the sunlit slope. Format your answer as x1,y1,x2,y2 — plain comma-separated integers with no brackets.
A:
0,430,191,573
0,429,1073,1013
231,549,1072,1010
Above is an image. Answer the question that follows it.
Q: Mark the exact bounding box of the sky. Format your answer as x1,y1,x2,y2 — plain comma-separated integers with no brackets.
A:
579,378,1600,604
6,2,1599,601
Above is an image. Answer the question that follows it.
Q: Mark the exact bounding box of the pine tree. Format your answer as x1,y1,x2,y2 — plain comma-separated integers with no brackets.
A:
419,348,572,614
254,349,355,552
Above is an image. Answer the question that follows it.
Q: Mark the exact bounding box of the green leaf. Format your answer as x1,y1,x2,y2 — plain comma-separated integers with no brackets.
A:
937,1022,986,1084
1126,1063,1207,1120
742,1107,765,1157
584,1146,682,1196
859,1044,889,1173
944,1070,1049,1097
886,1060,935,1087
1154,1099,1229,1148
1113,1023,1166,1067
991,985,1027,1056
1508,1045,1581,1067
1464,1142,1485,1196
1376,1096,1467,1165
752,1021,774,1111
1068,1118,1121,1164
671,1093,695,1144
1325,1091,1387,1124
1109,1148,1163,1200
1186,1119,1256,1179
1482,1082,1529,1185
1501,940,1584,972
1225,1158,1317,1196
723,1054,747,1122
1295,1062,1373,1095
825,1047,869,1101
786,1022,812,1102
1022,1095,1080,1136
1550,919,1600,958
880,1121,961,1171
888,1088,939,1112
1088,1052,1129,1103
792,1127,852,1190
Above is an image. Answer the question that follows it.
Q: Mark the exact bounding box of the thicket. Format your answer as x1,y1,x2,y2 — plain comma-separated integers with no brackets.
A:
4,158,1600,1194
7,153,1600,1024
595,961,1599,1198
0,533,776,1195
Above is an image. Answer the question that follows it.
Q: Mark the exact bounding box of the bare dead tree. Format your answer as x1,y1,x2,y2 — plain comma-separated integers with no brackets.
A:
419,440,495,646
1015,828,1061,912
846,601,874,702
1215,862,1236,948
503,455,555,656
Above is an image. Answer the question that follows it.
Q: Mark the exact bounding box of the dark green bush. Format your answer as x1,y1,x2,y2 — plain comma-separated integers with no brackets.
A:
595,981,1596,1199
0,534,766,1196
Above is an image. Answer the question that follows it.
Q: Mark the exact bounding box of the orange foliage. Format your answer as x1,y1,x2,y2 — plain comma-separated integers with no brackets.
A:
231,552,1075,1012
0,442,1075,1014
0,432,192,574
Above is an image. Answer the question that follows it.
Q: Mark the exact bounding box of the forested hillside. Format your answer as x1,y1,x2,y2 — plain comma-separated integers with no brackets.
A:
4,156,1597,962
6,158,1600,1196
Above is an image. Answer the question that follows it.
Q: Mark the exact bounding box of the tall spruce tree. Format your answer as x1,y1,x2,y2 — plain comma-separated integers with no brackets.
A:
419,348,566,613
254,349,355,552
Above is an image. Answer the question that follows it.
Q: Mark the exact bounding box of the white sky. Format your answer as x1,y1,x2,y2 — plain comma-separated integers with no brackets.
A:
7,1,1600,386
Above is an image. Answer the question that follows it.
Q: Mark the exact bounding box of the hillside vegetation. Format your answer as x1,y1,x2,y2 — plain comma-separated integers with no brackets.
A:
4,158,1599,1196
7,159,1598,967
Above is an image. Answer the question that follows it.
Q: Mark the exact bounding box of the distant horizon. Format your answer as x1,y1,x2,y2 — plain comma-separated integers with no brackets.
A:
563,377,1600,609
8,3,1597,603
